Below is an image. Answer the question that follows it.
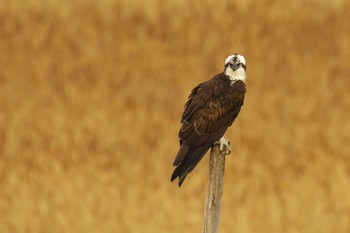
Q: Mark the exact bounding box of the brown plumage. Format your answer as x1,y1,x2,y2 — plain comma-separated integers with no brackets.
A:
171,69,246,186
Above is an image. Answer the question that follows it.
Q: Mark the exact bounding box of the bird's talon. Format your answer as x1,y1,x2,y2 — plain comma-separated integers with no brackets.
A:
216,136,231,155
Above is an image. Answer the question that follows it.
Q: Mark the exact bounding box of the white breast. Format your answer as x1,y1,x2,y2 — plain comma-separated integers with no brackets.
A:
224,67,246,84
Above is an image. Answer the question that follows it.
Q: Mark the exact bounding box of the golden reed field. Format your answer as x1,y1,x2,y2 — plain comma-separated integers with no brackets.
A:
1,0,350,232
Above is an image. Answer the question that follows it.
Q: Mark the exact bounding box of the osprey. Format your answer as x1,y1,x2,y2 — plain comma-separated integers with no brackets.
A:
171,53,247,187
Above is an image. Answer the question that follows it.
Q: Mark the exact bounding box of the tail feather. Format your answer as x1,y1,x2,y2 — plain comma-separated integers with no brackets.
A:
173,144,188,166
178,168,190,187
171,145,210,187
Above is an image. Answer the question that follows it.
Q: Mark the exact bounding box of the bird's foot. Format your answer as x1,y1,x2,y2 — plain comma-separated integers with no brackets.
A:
214,136,231,155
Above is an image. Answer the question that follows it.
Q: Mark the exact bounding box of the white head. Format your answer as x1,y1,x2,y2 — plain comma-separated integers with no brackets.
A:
224,53,246,83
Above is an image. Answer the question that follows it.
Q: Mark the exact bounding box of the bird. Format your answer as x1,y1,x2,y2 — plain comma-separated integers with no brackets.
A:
171,53,247,187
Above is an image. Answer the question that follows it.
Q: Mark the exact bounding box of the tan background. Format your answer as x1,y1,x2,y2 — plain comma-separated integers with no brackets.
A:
1,0,350,232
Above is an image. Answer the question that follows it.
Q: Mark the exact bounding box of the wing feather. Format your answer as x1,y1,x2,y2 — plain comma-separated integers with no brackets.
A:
172,75,246,186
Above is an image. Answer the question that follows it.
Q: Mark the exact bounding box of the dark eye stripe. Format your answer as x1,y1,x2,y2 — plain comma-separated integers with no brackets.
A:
238,63,246,70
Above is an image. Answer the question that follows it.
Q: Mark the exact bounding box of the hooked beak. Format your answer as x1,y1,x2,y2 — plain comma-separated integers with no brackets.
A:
230,63,239,71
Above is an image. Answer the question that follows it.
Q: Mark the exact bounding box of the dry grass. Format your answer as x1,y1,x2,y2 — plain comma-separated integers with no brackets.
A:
1,0,350,232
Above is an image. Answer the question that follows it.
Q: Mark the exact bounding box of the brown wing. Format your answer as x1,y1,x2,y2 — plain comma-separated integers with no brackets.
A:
180,78,245,147
171,75,246,186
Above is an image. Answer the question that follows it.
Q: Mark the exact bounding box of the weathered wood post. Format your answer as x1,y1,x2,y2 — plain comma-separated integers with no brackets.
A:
202,144,227,233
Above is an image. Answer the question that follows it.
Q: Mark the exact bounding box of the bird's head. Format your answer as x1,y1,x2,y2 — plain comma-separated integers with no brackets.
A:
224,53,246,71
224,53,246,82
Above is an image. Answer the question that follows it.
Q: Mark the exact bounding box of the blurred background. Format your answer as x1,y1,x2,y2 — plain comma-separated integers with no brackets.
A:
1,0,350,232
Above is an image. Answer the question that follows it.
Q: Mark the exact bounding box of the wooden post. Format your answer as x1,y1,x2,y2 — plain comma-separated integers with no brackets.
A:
202,144,226,233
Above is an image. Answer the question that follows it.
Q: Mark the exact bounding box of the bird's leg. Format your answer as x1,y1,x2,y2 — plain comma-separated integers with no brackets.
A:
214,136,231,155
